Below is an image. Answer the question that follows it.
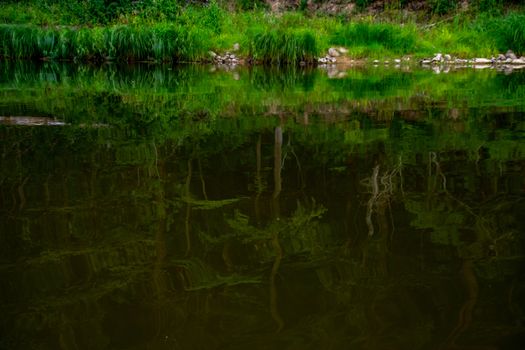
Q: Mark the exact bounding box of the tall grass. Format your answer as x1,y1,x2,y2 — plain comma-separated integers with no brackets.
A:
249,28,318,64
0,22,319,64
331,22,418,56
0,24,212,62
485,13,525,54
1,6,524,63
422,12,525,58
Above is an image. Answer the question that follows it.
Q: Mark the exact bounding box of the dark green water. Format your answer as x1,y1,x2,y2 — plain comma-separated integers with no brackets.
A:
1,63,524,350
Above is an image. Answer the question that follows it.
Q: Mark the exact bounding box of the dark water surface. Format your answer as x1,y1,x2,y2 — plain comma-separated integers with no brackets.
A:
1,63,524,350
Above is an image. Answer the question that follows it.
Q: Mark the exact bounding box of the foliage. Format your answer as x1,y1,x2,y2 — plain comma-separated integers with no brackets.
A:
135,0,181,22
485,13,525,54
0,24,212,61
235,0,268,11
249,27,318,64
1,1,525,62
430,0,458,15
299,0,308,12
473,0,503,13
355,0,374,9
331,21,418,56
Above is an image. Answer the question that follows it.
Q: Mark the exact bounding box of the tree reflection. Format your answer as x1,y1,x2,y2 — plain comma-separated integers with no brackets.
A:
0,88,524,349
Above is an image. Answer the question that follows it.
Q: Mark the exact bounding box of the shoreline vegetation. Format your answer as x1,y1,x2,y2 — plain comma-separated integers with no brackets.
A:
0,1,524,65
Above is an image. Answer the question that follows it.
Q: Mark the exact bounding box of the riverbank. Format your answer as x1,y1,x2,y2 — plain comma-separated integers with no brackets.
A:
1,2,524,64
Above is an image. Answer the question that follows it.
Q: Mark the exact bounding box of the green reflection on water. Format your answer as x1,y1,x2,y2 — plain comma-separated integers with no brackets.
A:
0,63,524,350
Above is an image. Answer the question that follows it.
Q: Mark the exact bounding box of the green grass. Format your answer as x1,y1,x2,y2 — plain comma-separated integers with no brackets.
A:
0,22,318,63
0,24,213,62
0,2,524,63
418,12,525,58
331,21,419,57
249,28,318,64
485,13,525,54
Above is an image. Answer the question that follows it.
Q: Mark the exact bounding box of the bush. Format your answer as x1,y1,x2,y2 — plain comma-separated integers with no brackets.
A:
473,0,503,13
56,0,135,24
235,0,268,11
355,0,373,9
431,0,458,15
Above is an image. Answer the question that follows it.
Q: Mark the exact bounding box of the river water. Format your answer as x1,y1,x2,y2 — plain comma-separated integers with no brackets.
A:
0,62,524,349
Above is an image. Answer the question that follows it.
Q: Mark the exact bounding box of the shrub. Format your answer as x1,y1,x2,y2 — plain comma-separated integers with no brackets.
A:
235,0,268,11
431,0,458,15
355,0,374,9
473,0,503,13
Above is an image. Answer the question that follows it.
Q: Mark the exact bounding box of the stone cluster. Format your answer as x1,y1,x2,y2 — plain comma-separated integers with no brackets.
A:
208,43,241,65
209,50,240,65
421,50,525,66
372,57,411,65
318,47,348,64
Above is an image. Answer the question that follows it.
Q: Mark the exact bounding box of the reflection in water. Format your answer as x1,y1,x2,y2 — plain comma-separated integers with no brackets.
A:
271,125,284,332
441,260,480,350
185,158,193,257
0,63,524,350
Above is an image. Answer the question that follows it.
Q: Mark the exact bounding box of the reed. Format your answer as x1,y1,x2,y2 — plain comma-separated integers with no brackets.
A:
0,24,211,62
331,21,418,56
487,13,525,54
250,28,318,64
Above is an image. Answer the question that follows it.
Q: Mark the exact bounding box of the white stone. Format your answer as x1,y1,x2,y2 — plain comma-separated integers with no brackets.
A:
327,69,339,79
444,54,451,61
328,48,340,57
432,53,443,62
233,43,240,51
506,50,517,60
474,58,491,64
338,47,349,54
394,59,401,63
